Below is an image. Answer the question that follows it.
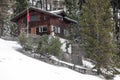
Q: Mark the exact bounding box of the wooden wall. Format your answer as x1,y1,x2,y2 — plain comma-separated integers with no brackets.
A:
16,9,70,36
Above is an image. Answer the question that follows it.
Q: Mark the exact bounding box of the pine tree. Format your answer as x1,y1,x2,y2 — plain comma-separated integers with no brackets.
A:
36,35,62,56
37,35,49,54
48,37,62,56
80,0,119,77
65,0,79,21
65,0,84,65
13,0,28,15
0,0,13,37
65,0,86,41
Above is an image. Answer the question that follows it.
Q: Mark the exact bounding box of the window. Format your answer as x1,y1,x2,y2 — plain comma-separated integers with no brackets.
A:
39,26,47,32
51,25,61,33
54,27,58,33
51,25,57,33
58,27,60,33
30,15,37,21
42,27,47,32
51,25,55,32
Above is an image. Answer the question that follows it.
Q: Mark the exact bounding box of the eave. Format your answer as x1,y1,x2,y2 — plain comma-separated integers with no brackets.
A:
11,6,77,24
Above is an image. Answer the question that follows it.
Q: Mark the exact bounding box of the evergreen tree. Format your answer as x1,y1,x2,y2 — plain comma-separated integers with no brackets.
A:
0,0,13,37
9,24,18,37
18,32,34,51
80,0,119,76
65,0,85,65
13,0,28,15
65,0,79,21
37,35,49,54
36,35,62,56
48,37,62,56
18,32,28,47
65,0,86,41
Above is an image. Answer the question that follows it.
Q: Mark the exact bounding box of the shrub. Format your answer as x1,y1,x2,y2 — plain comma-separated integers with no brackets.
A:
48,37,62,56
18,33,62,56
18,32,27,47
36,35,49,54
18,33,34,51
36,35,62,56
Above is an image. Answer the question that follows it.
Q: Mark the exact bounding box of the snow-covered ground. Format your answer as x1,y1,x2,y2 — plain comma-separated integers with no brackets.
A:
82,60,95,68
0,38,119,80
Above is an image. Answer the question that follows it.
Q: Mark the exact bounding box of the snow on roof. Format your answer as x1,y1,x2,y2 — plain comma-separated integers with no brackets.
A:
30,7,62,18
11,6,77,23
11,6,62,22
50,10,78,23
64,17,78,23
50,9,64,14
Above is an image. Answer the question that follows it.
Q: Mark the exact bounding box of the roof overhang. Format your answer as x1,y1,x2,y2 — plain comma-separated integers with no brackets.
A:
11,6,77,24
64,17,78,24
11,7,62,22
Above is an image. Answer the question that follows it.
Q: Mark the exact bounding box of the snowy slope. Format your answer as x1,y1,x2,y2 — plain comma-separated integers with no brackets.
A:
0,38,119,80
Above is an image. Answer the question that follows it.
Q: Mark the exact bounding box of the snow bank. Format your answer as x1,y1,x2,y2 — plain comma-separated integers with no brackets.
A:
114,75,120,80
82,59,95,68
59,37,71,54
0,38,119,80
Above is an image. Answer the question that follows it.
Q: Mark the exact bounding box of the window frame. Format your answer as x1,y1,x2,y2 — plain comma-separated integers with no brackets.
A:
39,26,48,33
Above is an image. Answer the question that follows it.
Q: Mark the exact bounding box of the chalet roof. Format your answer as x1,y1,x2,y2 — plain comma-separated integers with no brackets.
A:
50,9,64,13
50,9,66,17
63,17,77,23
11,7,61,22
50,10,78,23
11,6,77,23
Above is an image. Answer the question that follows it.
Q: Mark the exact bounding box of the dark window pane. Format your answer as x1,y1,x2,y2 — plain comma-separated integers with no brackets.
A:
30,15,37,21
42,27,47,32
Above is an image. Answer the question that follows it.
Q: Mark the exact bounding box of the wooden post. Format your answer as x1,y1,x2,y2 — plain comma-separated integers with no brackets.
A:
27,7,29,37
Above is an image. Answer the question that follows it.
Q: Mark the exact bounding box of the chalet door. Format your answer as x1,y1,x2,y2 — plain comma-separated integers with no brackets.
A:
31,27,35,35
36,27,40,35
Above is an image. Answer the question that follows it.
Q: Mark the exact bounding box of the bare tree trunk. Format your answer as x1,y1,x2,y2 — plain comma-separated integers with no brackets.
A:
97,68,101,75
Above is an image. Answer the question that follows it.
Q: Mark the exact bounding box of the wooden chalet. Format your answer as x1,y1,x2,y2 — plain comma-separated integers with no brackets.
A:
11,7,77,37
